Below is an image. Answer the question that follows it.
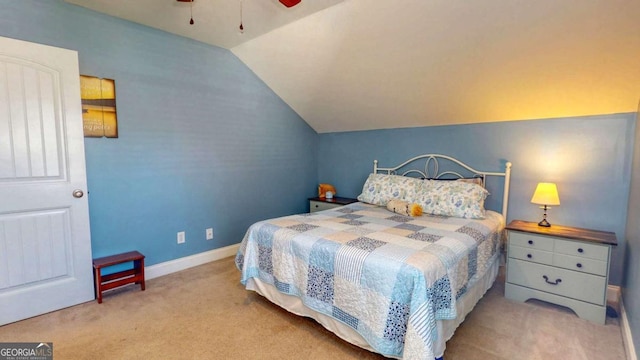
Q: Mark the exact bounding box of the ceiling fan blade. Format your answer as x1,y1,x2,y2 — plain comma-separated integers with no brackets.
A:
279,0,301,7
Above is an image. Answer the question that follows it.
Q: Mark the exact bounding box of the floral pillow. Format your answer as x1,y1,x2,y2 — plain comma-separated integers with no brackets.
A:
358,173,489,219
357,173,421,205
413,180,489,219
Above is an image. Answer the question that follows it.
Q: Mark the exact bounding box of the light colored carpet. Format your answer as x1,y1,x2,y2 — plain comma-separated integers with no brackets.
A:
0,256,626,359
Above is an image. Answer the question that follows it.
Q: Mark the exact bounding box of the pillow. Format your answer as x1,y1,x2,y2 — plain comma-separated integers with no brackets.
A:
413,180,489,219
424,177,484,187
357,173,423,205
456,177,483,186
358,173,489,219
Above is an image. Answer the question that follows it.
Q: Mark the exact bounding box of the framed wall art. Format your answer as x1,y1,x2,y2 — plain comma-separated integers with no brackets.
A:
80,75,118,138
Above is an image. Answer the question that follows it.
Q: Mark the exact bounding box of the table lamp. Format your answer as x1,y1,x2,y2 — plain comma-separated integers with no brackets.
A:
530,182,560,227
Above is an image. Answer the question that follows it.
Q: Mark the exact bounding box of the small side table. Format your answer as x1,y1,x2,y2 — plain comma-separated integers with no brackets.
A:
309,196,358,213
505,220,616,324
93,251,146,303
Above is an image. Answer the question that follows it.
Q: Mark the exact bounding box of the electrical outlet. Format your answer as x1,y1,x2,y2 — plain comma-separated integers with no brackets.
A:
206,228,213,240
177,231,186,244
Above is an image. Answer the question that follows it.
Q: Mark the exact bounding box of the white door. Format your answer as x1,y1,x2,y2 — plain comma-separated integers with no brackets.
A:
0,36,94,325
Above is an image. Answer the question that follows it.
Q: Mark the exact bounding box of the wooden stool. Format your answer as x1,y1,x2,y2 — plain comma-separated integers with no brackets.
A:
92,251,145,303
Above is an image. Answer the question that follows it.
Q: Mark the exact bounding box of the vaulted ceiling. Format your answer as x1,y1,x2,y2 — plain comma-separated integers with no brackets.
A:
66,0,640,133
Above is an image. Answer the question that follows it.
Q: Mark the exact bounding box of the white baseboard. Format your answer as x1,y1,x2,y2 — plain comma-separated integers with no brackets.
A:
145,244,240,280
607,285,636,360
621,298,638,360
608,285,621,311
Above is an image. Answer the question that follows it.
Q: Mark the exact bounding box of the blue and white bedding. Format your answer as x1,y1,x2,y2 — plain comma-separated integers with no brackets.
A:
236,202,504,359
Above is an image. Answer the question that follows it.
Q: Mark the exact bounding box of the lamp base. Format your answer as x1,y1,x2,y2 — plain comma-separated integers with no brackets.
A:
537,205,552,227
538,218,551,227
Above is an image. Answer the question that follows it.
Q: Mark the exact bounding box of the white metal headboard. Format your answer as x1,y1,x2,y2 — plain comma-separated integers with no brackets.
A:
373,154,512,218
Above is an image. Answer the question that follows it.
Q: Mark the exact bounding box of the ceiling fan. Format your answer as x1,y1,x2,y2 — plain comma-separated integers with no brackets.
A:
175,0,302,26
175,0,301,7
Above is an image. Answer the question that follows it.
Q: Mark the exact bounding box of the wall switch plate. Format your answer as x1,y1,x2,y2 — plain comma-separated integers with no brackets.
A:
177,231,186,244
206,228,213,240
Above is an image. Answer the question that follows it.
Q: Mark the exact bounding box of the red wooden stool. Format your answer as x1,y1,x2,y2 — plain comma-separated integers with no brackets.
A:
92,251,145,303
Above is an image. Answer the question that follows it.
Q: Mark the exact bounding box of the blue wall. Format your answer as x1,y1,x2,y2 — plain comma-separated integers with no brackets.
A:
0,0,318,265
319,114,635,286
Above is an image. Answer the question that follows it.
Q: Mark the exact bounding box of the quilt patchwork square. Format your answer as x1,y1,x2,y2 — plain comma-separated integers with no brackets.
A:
467,247,478,279
307,265,334,303
346,237,387,252
271,219,303,227
386,215,413,223
383,227,415,237
235,253,244,269
456,284,468,299
456,225,485,243
395,223,425,232
333,306,359,329
430,277,453,315
324,231,360,244
383,301,410,343
274,278,290,293
345,226,375,236
288,223,320,232
340,214,364,220
309,239,340,272
258,245,273,274
335,245,369,282
345,219,367,226
408,232,442,243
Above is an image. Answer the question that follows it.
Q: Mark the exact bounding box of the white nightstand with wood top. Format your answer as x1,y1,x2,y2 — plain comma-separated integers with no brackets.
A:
308,197,358,213
505,220,617,324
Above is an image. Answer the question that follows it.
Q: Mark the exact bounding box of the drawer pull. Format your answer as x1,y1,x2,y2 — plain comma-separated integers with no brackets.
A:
542,275,562,285
576,263,583,268
528,240,534,245
578,248,584,253
527,254,532,259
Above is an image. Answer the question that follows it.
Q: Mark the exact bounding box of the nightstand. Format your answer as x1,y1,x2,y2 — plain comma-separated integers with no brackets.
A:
308,196,358,213
505,220,617,324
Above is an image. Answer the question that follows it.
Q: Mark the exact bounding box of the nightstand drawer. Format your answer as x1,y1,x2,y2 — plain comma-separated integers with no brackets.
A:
554,238,609,261
508,245,553,265
507,258,606,305
509,232,554,251
310,200,341,212
309,197,358,213
553,253,608,276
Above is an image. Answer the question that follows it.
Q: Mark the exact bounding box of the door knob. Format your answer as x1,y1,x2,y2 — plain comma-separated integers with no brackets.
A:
72,189,84,198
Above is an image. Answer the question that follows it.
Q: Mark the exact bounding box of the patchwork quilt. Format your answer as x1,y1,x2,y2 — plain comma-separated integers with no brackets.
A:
235,202,504,359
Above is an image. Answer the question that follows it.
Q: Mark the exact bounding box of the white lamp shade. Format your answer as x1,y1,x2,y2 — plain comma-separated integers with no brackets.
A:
531,183,560,206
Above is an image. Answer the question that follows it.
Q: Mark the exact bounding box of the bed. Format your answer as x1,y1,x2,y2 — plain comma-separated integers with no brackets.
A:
236,154,512,359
